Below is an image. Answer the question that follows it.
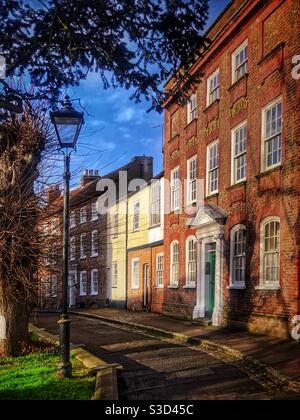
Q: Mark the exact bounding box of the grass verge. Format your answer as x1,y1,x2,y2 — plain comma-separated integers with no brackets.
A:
0,346,95,400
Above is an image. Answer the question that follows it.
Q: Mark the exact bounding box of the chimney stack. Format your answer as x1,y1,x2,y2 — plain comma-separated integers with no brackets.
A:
46,185,61,204
80,169,101,187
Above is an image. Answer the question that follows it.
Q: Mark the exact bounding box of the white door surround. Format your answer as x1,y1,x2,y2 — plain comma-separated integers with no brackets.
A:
188,204,227,327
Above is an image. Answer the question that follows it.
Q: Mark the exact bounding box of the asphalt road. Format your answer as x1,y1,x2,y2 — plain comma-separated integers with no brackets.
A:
32,313,292,400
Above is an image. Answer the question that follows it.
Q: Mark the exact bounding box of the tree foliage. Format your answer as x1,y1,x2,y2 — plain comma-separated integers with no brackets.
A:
0,0,209,111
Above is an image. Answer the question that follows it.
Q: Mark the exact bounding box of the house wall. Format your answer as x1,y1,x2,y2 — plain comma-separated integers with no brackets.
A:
107,199,127,308
163,0,300,336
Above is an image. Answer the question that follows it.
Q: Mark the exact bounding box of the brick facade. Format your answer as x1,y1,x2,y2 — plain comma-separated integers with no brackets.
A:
40,156,154,310
162,0,300,337
127,243,164,312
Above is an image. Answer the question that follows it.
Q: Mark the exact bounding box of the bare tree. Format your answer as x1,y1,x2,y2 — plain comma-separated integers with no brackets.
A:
0,107,54,356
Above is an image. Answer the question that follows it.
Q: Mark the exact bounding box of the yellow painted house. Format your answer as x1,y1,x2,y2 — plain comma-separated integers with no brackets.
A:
106,198,128,308
107,173,164,310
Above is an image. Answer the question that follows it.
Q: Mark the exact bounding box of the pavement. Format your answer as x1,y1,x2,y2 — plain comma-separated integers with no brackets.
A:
31,312,297,400
63,308,300,383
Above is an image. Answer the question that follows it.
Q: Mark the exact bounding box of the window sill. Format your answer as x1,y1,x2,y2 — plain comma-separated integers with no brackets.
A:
185,117,198,130
204,99,220,113
155,286,164,289
131,287,139,290
183,285,196,289
149,224,161,230
205,192,219,199
256,165,282,179
168,133,180,144
91,254,98,258
227,180,247,191
80,256,87,260
227,284,246,290
229,73,248,91
90,293,99,296
168,285,178,289
80,294,87,297
255,284,281,291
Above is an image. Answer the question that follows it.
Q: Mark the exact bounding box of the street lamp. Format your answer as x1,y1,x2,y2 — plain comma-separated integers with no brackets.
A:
50,96,84,378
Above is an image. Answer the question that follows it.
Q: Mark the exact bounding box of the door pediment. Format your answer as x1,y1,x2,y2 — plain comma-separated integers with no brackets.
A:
187,203,228,229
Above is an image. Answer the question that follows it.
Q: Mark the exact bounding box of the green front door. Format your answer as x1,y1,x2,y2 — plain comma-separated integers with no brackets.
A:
208,251,216,314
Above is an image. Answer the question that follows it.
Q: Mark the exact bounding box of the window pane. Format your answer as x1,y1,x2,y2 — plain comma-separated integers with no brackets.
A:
232,227,246,284
263,221,280,283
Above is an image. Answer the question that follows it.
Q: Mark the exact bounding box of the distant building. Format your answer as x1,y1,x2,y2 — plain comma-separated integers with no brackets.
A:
126,172,165,312
39,156,153,309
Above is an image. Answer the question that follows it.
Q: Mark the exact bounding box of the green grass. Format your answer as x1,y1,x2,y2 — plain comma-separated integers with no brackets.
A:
0,351,95,400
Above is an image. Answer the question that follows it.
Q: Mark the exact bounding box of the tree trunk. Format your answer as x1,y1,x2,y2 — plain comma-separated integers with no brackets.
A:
0,295,30,356
0,114,47,357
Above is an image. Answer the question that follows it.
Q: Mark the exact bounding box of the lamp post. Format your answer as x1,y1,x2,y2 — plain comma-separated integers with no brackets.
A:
50,96,84,378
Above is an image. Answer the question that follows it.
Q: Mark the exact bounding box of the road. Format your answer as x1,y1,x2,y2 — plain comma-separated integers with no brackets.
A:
31,313,294,400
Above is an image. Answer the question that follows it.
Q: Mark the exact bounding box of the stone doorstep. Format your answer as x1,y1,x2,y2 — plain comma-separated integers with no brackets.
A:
29,323,121,401
69,311,300,396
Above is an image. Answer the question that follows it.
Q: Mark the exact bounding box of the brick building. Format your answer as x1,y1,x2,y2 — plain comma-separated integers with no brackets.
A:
40,156,153,309
162,0,300,337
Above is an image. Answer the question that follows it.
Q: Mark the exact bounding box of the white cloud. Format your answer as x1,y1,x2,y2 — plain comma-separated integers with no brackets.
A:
114,107,135,123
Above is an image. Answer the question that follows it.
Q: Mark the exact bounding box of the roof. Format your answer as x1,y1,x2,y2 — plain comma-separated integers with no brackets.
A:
164,0,251,95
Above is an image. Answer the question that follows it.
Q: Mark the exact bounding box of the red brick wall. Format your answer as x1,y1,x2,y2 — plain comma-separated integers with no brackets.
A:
163,0,300,332
127,244,164,312
150,244,165,314
127,248,152,311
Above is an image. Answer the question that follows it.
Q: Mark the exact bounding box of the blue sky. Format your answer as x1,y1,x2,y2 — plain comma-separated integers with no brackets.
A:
66,0,231,182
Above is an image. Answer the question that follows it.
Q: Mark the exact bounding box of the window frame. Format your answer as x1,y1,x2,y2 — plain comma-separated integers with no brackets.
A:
91,230,98,257
132,258,140,290
91,202,98,221
80,271,87,296
150,180,161,227
170,241,179,287
231,121,247,185
232,39,248,84
229,225,247,289
156,253,164,288
206,140,219,196
187,155,197,206
80,207,87,224
185,236,197,288
258,217,281,290
187,93,198,125
261,96,283,172
207,68,220,107
171,166,180,212
80,233,87,259
91,269,99,296
70,236,76,261
133,201,140,232
70,212,76,228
